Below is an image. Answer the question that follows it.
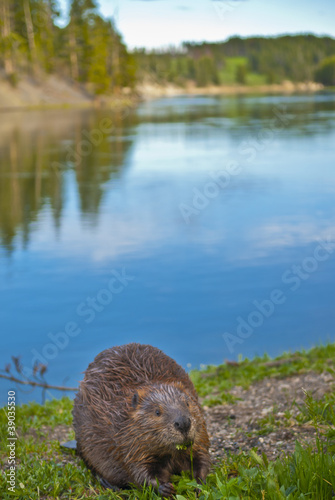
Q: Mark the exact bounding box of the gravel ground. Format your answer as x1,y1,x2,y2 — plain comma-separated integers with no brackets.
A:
204,371,334,462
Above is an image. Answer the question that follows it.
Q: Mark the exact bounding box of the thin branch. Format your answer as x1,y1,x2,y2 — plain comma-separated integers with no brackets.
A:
0,373,77,391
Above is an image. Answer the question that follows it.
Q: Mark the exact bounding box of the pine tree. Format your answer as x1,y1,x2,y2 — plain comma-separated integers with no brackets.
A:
0,0,14,78
0,0,136,93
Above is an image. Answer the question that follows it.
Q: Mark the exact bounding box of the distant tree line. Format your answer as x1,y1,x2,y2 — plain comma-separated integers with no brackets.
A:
134,35,335,87
315,55,335,86
0,0,136,94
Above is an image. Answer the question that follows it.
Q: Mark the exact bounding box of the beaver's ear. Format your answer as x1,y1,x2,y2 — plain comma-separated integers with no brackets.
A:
132,392,139,408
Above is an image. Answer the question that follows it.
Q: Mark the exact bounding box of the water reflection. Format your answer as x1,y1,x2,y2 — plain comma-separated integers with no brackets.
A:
0,109,134,252
1,94,335,255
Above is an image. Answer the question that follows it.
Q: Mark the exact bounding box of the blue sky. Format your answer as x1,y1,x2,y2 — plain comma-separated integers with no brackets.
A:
59,0,335,49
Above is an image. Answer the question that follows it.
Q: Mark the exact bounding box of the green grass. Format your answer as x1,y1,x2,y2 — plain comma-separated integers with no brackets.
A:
1,343,335,499
218,57,268,86
190,343,335,406
219,57,247,85
246,73,268,86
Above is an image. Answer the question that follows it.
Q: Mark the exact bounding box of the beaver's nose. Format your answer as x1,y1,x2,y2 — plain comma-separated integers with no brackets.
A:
174,416,191,434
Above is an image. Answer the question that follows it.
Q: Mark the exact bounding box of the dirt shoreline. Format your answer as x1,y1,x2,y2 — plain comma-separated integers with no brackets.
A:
205,370,334,463
137,80,324,100
0,74,139,112
0,75,326,112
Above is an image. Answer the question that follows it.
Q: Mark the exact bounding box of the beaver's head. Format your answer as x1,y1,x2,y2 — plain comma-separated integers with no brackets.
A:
130,383,197,451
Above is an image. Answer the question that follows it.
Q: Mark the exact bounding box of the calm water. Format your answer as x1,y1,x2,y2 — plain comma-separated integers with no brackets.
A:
0,93,335,405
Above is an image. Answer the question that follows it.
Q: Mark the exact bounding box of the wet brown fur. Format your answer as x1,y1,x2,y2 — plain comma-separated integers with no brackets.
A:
73,343,210,496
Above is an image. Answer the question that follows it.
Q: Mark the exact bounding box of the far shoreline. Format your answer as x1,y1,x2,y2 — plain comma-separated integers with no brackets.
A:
137,80,326,100
0,76,331,113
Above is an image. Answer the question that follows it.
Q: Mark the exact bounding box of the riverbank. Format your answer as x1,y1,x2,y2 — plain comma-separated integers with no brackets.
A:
0,74,139,111
0,74,325,111
137,80,324,99
0,343,334,498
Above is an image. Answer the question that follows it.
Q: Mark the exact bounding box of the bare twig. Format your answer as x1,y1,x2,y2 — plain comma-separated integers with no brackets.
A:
0,373,77,392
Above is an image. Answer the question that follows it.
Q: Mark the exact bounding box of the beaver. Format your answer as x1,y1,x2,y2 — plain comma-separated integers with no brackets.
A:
73,343,210,497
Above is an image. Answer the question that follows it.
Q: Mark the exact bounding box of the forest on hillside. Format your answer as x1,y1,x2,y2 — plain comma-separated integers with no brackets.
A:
0,0,136,94
134,35,335,87
0,0,335,94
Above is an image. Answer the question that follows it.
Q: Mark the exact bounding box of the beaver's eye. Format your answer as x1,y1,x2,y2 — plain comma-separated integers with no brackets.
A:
155,409,161,416
186,402,189,407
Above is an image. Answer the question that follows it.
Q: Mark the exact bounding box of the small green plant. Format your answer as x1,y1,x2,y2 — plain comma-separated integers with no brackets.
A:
176,444,189,450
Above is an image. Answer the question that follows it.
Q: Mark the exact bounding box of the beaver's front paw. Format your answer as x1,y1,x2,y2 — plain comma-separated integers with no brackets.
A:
158,482,175,498
97,475,120,491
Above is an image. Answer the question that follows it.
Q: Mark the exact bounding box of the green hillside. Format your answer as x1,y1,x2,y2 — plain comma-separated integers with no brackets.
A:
134,34,335,87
